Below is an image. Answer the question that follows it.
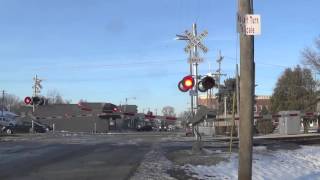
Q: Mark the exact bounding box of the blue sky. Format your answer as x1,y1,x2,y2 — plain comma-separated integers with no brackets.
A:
1,0,320,114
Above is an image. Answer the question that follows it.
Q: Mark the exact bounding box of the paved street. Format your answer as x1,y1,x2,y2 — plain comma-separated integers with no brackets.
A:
2,132,320,180
0,132,183,180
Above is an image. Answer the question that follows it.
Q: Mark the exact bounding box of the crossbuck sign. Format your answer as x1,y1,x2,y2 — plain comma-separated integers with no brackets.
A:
184,30,208,53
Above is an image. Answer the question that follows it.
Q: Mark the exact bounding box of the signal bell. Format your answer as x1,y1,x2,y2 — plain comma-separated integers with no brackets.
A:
178,75,194,92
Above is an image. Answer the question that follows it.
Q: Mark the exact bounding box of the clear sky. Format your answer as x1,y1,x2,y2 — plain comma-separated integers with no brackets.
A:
1,0,320,114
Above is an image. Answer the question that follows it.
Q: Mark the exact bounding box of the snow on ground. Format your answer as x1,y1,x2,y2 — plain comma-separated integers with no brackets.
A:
130,145,175,180
182,145,320,180
115,138,143,146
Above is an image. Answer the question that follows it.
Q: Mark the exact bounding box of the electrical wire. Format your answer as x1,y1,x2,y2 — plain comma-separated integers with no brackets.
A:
30,58,188,71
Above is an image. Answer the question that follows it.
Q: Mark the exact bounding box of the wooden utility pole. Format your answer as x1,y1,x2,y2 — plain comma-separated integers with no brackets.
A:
238,0,255,179
1,90,5,117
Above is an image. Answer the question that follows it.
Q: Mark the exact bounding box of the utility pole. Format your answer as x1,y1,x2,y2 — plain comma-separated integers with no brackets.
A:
224,96,227,118
216,50,224,92
215,50,226,118
236,64,240,137
238,0,255,179
1,90,5,117
236,64,240,116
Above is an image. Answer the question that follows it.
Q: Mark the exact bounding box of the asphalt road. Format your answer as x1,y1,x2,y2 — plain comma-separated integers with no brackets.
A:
0,133,167,180
2,132,316,180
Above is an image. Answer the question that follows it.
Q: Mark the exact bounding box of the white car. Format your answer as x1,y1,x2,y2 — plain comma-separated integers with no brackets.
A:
0,116,17,127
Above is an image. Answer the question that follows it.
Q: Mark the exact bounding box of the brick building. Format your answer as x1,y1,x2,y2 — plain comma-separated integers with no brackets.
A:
198,94,271,114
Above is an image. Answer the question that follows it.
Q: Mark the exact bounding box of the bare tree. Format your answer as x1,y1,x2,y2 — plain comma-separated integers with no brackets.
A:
162,106,176,117
302,36,320,71
47,89,65,104
65,99,72,104
4,94,21,111
178,110,192,127
79,99,87,103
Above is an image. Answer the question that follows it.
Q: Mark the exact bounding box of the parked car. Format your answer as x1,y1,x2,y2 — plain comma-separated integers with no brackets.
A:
159,125,168,131
185,127,193,136
2,121,51,134
136,125,153,131
99,103,121,119
168,125,175,131
0,116,17,127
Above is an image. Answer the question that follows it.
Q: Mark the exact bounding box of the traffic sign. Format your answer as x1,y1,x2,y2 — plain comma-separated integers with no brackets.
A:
188,57,204,63
184,30,208,53
237,13,261,35
189,89,197,96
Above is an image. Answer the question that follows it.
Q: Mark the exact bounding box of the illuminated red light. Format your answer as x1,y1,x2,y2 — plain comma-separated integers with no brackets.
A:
178,75,194,92
24,97,32,105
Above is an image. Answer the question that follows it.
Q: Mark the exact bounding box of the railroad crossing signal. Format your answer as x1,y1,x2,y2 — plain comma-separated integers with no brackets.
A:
178,75,195,92
24,97,32,105
198,76,215,92
24,96,45,106
184,29,208,53
33,78,42,94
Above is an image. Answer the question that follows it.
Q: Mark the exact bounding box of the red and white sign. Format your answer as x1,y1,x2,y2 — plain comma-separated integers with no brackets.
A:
24,97,32,105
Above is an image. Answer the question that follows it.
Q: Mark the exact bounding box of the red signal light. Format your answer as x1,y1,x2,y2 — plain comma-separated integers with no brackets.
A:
178,75,194,92
24,97,32,105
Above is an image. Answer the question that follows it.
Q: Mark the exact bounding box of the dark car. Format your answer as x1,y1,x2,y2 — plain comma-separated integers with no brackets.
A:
3,121,50,134
99,103,121,119
102,103,119,113
185,127,193,136
159,125,168,131
136,125,153,131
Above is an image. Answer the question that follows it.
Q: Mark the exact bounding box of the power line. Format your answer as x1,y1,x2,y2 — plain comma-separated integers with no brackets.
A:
30,58,188,71
20,55,293,72
0,70,191,83
224,55,292,68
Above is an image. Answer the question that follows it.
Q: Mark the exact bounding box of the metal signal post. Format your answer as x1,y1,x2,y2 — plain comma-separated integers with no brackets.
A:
32,75,42,113
177,23,208,116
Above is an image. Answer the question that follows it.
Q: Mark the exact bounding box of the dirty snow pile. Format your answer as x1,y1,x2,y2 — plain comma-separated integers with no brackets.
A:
130,146,175,180
183,145,320,180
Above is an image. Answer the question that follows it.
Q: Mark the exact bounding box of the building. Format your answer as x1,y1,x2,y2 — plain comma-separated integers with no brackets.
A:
254,95,271,114
11,103,140,132
198,94,271,115
197,94,271,136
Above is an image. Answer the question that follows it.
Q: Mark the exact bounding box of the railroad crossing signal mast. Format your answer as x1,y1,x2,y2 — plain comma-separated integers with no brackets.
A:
176,23,209,116
32,75,42,113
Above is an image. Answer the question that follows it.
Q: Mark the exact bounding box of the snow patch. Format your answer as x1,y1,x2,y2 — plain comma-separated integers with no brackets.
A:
253,146,267,152
116,138,143,146
182,145,320,180
130,147,175,180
